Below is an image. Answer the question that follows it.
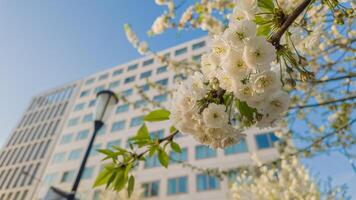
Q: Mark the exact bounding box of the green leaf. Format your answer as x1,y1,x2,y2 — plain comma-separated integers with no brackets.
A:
170,142,182,153
149,145,158,157
135,124,150,140
93,167,112,187
257,24,271,36
158,149,170,168
236,100,258,123
128,175,135,198
113,168,127,191
257,0,274,12
144,109,170,122
169,126,177,133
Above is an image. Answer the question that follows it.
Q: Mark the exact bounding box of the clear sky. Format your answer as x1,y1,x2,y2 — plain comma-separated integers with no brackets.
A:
0,0,354,197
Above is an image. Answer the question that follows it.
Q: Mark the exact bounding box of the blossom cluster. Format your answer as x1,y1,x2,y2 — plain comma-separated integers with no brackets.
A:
170,0,291,148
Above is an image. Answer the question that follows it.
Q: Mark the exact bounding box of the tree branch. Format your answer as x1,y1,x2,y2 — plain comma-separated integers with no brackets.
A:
269,0,313,47
289,95,356,110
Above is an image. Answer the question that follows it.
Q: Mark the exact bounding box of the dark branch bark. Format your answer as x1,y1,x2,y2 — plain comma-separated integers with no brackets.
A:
289,95,356,110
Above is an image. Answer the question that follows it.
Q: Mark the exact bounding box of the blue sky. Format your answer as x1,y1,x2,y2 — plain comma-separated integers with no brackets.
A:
0,0,354,197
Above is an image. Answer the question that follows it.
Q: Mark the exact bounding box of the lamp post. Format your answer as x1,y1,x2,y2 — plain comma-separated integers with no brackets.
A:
67,90,118,200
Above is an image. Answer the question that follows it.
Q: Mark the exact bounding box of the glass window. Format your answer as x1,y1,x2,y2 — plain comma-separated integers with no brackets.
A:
116,104,129,114
52,152,66,164
170,148,188,164
98,73,109,81
80,90,90,98
144,155,160,168
255,132,278,149
138,84,150,92
156,66,167,74
124,76,136,84
134,99,147,109
224,139,248,155
143,181,159,197
90,143,102,156
82,166,95,179
196,174,220,191
109,81,120,89
82,114,93,123
97,125,106,135
88,99,96,107
43,173,57,185
192,54,202,62
150,129,164,140
85,78,95,85
67,117,79,127
130,116,144,127
167,176,188,195
155,78,168,87
192,41,206,50
140,71,152,79
93,190,101,200
111,120,126,132
153,94,167,103
68,148,82,160
94,85,105,94
74,103,85,111
143,58,154,66
175,47,187,56
174,74,187,82
76,129,89,141
61,170,75,183
113,69,123,76
121,89,133,97
107,140,121,150
195,145,217,160
60,134,73,145
127,64,138,71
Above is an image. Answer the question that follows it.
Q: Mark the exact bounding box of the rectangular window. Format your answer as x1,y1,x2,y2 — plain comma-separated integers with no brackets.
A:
107,140,121,150
143,181,159,197
97,125,106,135
111,120,126,132
175,47,187,56
80,90,90,98
43,173,57,185
127,64,138,71
82,114,93,123
67,117,79,127
82,166,95,179
109,81,120,89
98,73,109,81
156,66,167,74
134,99,147,109
94,85,105,94
196,174,220,191
255,132,278,149
167,176,188,195
143,58,154,66
113,69,123,76
85,78,95,85
52,152,66,164
74,103,85,111
88,99,96,107
138,84,150,92
90,144,102,156
124,76,136,84
174,74,187,82
150,129,164,139
140,71,152,79
170,148,188,164
61,170,75,183
224,139,248,155
60,134,73,145
121,89,133,97
192,41,206,50
76,129,89,141
195,145,217,160
153,94,167,103
155,78,168,87
130,116,144,127
144,155,160,168
116,104,129,114
192,54,202,62
68,148,82,160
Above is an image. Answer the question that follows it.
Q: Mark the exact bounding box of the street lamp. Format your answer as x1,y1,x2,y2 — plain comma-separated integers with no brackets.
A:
68,90,118,200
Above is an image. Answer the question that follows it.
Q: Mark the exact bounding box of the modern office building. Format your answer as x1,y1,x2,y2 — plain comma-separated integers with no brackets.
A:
0,36,280,200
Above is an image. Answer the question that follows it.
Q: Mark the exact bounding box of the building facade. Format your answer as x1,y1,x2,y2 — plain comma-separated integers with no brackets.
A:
1,36,280,200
